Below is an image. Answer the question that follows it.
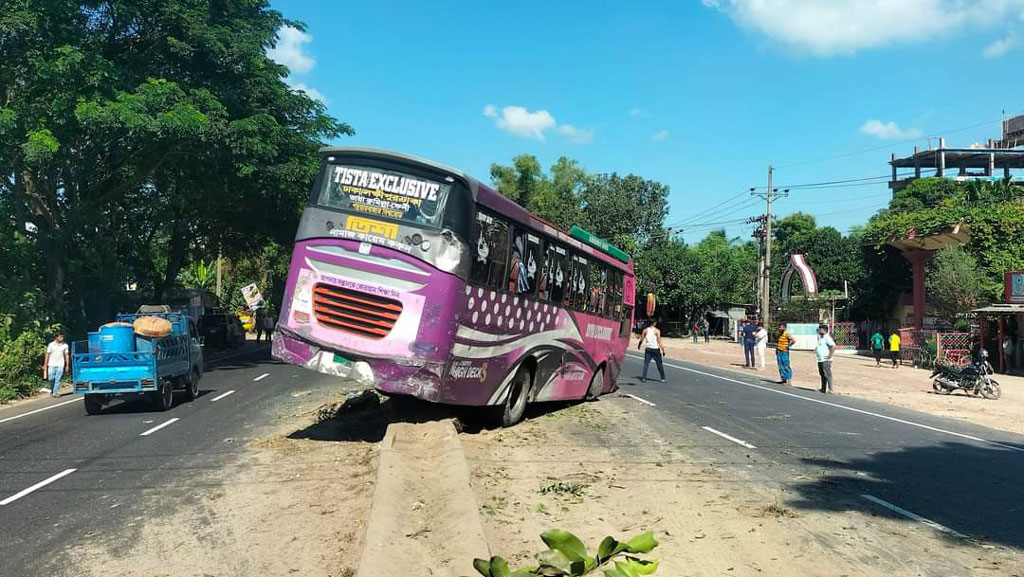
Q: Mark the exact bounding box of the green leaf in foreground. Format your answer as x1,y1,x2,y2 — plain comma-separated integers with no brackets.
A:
537,548,573,575
541,530,589,563
624,532,659,555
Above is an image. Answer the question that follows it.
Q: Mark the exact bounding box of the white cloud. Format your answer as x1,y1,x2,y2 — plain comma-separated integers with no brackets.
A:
983,35,1016,58
705,0,1024,56
267,25,315,73
652,130,670,142
288,81,327,104
859,119,922,140
556,124,594,144
483,104,592,143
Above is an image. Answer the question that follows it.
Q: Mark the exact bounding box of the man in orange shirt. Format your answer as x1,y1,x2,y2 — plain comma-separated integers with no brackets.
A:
776,322,793,386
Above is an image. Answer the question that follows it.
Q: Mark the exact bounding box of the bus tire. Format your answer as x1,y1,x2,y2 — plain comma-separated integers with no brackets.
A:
500,365,531,427
585,367,605,401
84,394,104,415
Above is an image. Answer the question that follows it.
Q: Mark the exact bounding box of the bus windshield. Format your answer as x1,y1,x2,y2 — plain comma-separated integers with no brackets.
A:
317,163,451,228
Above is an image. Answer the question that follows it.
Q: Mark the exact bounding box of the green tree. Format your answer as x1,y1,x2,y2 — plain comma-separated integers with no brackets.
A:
578,173,668,254
0,0,350,331
925,246,986,325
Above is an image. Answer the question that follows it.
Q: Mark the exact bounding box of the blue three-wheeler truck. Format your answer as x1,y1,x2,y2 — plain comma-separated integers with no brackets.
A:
71,307,204,415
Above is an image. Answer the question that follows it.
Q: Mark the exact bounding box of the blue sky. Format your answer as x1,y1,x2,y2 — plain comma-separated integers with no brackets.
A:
269,0,1024,242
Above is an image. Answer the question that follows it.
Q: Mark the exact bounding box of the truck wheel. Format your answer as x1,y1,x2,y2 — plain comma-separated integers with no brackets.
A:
152,379,174,411
499,365,531,427
84,394,104,415
184,368,201,401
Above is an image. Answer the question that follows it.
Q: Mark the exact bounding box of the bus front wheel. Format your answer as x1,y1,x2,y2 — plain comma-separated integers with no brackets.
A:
500,365,531,427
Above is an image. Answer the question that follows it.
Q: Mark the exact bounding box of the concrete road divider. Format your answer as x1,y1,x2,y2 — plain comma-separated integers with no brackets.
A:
356,417,490,577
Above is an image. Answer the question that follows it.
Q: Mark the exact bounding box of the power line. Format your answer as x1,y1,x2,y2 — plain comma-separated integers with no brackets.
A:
774,113,1017,170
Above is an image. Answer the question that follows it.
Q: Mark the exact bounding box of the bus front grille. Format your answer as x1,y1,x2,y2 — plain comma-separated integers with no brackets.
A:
313,283,403,339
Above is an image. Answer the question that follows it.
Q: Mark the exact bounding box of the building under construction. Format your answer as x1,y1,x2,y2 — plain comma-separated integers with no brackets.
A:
889,114,1024,192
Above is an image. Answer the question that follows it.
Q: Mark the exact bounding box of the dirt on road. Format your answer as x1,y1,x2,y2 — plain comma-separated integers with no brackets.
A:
463,397,1022,577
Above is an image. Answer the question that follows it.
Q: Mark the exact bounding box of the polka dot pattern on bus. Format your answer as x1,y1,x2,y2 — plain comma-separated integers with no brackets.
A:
461,285,565,335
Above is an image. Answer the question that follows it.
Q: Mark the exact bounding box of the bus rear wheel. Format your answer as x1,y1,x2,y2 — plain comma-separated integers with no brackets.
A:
585,367,605,401
499,365,531,427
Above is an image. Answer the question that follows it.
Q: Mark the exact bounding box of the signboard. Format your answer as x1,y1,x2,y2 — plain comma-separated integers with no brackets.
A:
569,226,630,264
1006,271,1024,304
241,283,264,309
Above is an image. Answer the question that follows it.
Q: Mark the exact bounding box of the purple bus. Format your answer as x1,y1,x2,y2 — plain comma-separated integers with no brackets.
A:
272,148,635,425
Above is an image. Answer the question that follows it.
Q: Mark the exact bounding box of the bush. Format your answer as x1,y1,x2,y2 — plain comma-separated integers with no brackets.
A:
0,318,59,403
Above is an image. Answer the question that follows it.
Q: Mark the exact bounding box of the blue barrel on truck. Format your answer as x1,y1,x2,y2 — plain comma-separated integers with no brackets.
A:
71,306,205,415
99,323,135,353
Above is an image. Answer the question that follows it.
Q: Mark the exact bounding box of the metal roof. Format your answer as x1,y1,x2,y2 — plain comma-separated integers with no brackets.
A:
973,304,1024,314
891,147,1024,169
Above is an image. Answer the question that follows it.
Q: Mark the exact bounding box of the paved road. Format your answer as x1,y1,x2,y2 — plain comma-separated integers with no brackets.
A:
619,352,1024,550
0,345,342,577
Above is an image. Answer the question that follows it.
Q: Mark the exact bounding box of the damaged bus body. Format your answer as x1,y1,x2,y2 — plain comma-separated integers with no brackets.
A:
273,147,634,425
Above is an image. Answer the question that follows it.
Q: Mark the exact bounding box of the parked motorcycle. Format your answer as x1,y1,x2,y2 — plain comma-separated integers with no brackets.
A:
930,349,1001,400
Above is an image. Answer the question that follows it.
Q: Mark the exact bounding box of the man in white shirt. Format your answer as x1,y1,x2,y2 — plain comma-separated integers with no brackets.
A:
815,324,836,394
44,332,71,398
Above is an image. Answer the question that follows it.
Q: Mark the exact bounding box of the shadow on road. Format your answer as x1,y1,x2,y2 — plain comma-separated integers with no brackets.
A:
785,440,1024,549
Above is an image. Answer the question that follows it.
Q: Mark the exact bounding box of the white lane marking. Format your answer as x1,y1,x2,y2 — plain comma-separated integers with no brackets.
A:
140,418,179,437
0,469,77,506
861,494,968,539
210,390,235,402
0,397,83,425
623,393,656,407
253,373,269,382
625,354,1024,453
702,426,757,449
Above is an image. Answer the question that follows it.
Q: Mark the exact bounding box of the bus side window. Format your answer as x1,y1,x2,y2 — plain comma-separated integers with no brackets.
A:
589,265,607,315
568,255,590,311
541,241,567,305
607,270,623,319
470,211,510,290
620,305,633,338
508,228,542,297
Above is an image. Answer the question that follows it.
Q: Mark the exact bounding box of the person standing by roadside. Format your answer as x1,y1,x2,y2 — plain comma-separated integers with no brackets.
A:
702,318,710,343
691,321,699,344
889,330,901,368
262,312,276,342
816,324,836,394
43,332,70,398
741,319,757,368
776,322,793,385
754,321,768,370
638,320,666,383
870,329,885,367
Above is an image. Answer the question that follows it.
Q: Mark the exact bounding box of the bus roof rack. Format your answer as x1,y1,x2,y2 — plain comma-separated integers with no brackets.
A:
569,226,630,264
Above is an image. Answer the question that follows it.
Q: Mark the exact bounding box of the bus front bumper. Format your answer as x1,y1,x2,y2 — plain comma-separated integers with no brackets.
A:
272,330,446,402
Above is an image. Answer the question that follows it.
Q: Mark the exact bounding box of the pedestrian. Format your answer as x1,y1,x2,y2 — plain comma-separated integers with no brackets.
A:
816,323,836,394
870,328,885,367
702,318,710,343
691,321,699,344
255,311,265,343
637,320,666,383
754,321,768,370
889,330,901,368
741,319,757,368
776,322,793,385
262,313,276,341
1003,335,1014,373
43,332,70,398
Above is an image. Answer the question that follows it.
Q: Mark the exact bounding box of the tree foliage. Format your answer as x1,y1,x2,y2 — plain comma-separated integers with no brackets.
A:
0,1,350,398
925,246,986,325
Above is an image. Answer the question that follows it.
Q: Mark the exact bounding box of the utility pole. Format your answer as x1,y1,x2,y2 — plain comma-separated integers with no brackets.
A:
750,166,788,324
746,215,767,318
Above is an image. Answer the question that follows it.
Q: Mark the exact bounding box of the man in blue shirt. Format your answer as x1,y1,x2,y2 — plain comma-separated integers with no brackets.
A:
816,324,836,393
741,319,757,368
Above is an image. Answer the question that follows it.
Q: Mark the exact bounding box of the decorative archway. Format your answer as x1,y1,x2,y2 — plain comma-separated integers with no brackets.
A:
780,254,819,302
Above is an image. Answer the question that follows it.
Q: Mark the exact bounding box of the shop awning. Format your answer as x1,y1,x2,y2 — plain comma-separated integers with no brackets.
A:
973,304,1024,314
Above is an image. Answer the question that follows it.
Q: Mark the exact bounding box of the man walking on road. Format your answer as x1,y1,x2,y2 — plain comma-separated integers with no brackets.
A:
776,322,793,385
871,329,885,366
889,331,901,368
816,324,836,394
741,319,757,368
638,320,666,383
43,332,70,398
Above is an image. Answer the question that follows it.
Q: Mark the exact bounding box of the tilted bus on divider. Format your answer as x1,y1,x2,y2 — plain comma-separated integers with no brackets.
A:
272,147,635,425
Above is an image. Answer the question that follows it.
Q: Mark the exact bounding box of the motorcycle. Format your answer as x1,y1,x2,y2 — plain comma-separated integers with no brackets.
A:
930,354,1001,400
